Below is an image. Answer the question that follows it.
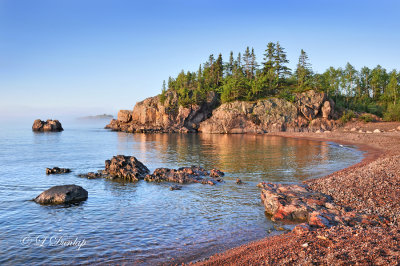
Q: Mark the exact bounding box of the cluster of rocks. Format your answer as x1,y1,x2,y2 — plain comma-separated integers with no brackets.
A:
32,119,63,132
258,182,386,228
46,167,71,175
144,166,224,185
78,155,150,182
78,155,224,186
106,90,339,134
34,185,88,205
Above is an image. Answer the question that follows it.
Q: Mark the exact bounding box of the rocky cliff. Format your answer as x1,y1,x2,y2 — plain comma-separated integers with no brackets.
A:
106,90,218,133
106,90,338,134
199,90,337,133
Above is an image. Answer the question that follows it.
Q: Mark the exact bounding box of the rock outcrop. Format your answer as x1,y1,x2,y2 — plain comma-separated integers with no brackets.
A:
106,90,219,133
199,90,337,133
34,185,88,205
79,155,150,182
32,119,63,132
144,166,224,185
258,182,385,228
106,90,338,134
46,167,71,175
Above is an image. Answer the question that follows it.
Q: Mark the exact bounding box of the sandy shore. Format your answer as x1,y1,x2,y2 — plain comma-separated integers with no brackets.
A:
195,122,400,265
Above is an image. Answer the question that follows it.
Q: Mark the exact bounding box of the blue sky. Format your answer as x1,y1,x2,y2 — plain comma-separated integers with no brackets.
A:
0,0,399,119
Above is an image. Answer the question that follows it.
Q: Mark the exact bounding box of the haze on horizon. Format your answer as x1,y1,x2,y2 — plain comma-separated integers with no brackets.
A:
1,0,399,121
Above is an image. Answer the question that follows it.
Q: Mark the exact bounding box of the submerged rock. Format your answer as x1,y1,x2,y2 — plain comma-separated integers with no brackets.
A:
236,178,243,184
79,155,150,182
169,185,182,191
46,167,71,175
32,119,63,132
34,185,88,205
144,166,224,185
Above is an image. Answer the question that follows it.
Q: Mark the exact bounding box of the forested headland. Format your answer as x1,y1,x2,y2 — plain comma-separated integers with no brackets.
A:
161,42,400,121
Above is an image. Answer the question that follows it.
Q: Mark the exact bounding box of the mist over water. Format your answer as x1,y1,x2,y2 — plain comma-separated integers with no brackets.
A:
0,120,363,265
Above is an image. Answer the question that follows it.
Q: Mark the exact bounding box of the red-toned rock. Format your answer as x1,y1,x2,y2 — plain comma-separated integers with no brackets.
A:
79,155,149,182
210,169,225,178
117,110,132,123
32,119,63,132
258,182,380,228
144,166,224,185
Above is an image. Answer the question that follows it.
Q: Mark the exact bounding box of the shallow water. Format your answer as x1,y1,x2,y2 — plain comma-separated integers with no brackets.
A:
0,119,363,265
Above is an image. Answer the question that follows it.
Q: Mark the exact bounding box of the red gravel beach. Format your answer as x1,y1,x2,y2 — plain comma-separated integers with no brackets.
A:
195,122,400,265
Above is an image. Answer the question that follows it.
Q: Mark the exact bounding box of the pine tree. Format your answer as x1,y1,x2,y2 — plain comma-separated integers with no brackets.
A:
262,42,276,74
243,46,251,79
160,80,167,104
296,49,312,90
215,53,224,87
250,48,258,79
274,42,291,86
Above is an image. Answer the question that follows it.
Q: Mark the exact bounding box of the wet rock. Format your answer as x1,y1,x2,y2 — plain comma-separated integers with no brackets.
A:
79,155,149,182
78,172,102,179
209,169,224,178
46,167,71,175
236,178,243,184
169,185,182,191
32,119,63,132
258,182,379,228
144,166,224,185
34,185,88,205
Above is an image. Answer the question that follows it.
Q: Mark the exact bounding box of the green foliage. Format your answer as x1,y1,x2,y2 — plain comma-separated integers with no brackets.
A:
383,103,400,121
340,110,355,123
359,114,374,123
157,42,398,120
160,80,167,104
278,89,295,102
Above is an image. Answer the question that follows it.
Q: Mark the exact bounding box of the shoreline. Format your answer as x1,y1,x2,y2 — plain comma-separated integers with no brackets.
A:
194,123,400,265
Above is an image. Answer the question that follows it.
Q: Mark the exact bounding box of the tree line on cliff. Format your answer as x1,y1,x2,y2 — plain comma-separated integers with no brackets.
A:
161,42,400,121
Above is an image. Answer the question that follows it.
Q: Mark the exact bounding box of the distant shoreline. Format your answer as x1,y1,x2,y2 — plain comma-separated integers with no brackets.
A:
77,114,114,120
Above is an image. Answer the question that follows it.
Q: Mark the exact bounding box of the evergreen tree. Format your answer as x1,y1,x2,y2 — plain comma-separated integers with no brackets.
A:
160,80,167,104
274,42,291,86
243,46,252,79
295,49,312,90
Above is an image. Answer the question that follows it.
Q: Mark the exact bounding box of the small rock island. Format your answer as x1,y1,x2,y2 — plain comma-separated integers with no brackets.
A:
32,119,63,132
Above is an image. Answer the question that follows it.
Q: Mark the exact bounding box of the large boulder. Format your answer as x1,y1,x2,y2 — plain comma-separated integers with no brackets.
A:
34,185,88,205
32,119,63,132
79,155,150,182
295,90,327,121
117,110,132,123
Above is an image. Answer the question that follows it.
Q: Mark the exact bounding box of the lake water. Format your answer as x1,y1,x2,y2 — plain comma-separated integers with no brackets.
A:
0,119,363,265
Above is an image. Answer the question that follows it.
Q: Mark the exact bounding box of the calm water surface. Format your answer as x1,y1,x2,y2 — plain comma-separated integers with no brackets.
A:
0,119,363,265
